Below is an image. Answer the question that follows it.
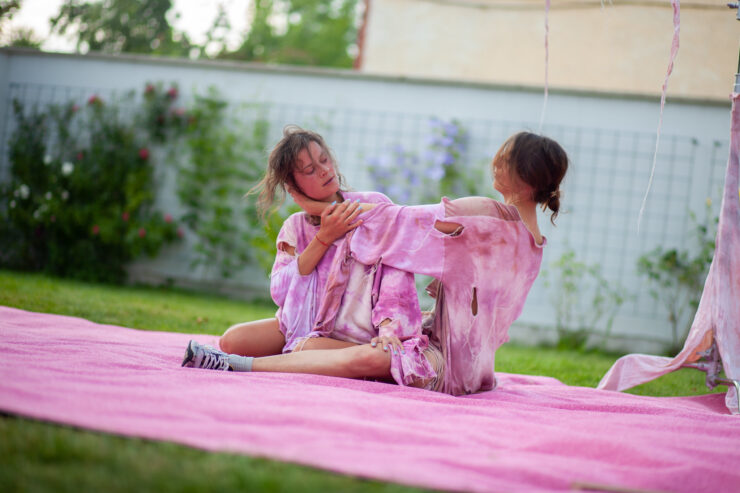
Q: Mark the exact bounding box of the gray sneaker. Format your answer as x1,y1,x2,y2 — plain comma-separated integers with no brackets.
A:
182,340,231,371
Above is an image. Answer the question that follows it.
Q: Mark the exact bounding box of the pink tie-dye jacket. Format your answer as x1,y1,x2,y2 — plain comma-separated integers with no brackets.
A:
270,191,435,386
347,196,546,396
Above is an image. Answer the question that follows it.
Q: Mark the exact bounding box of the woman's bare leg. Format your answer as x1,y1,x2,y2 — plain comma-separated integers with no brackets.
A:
294,337,358,351
219,318,285,357
252,344,392,379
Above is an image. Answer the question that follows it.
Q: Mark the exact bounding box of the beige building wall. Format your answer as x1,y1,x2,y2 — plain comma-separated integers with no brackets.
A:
359,0,738,102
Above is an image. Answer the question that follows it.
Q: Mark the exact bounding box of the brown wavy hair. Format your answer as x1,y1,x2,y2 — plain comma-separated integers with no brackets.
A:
495,132,569,224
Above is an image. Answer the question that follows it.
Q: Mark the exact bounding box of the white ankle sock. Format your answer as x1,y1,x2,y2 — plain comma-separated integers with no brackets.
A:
227,354,254,372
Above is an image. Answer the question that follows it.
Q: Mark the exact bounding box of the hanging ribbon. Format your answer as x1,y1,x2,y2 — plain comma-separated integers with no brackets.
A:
538,0,551,133
637,0,681,231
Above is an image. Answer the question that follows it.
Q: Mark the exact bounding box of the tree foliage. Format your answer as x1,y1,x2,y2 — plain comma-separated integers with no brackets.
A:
50,0,192,56
0,0,40,47
0,1,20,27
17,0,361,67
0,0,19,21
223,0,360,68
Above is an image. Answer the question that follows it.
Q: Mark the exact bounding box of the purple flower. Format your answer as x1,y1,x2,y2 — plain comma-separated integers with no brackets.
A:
394,154,408,167
442,152,456,166
425,165,445,180
443,122,459,137
387,184,410,204
371,168,391,181
440,136,454,147
378,155,392,168
423,149,437,162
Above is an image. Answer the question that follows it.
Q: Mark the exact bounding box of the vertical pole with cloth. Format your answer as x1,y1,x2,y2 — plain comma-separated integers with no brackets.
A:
598,5,740,415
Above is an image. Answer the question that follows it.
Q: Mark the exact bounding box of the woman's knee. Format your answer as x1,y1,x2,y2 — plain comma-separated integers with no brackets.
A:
218,325,240,353
218,319,284,356
218,322,257,354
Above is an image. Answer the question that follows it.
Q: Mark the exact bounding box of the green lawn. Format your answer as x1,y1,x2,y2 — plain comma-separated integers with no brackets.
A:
0,270,720,492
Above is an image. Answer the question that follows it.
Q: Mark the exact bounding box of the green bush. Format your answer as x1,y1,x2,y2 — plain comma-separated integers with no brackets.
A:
543,249,628,351
0,81,294,284
1,93,180,282
176,92,273,278
637,203,716,354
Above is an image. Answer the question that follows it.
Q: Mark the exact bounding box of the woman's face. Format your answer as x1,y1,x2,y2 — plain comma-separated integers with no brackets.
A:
492,155,515,196
492,155,531,201
292,141,340,201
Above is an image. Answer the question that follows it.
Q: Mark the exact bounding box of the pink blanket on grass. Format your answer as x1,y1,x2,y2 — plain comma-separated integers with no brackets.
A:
2,306,739,493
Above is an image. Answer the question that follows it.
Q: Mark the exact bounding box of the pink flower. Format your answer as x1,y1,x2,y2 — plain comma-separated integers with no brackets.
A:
164,213,173,223
87,94,102,106
71,104,80,113
122,212,130,222
177,227,184,238
145,83,155,94
76,152,84,161
171,107,185,117
166,87,178,99
138,228,146,238
138,148,149,160
92,224,100,235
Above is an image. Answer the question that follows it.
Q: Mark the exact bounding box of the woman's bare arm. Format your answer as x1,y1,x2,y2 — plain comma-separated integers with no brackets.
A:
288,187,377,216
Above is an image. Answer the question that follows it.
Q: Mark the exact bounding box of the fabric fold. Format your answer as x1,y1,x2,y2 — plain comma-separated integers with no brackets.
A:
599,93,740,415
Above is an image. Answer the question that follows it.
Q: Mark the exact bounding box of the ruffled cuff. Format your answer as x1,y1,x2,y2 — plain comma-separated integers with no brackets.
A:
388,336,436,387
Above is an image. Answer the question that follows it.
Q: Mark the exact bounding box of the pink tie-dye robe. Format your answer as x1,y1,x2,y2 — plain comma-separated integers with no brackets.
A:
270,191,436,386
347,196,546,396
598,93,740,415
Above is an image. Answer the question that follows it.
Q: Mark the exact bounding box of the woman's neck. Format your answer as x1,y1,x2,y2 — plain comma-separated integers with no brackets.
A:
504,196,543,245
327,191,343,203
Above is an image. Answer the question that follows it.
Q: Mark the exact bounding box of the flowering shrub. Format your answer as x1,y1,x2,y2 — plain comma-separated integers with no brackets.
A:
142,82,191,142
366,118,489,204
0,88,180,282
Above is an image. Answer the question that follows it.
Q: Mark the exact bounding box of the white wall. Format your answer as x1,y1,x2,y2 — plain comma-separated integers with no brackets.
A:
360,0,737,101
1,48,734,352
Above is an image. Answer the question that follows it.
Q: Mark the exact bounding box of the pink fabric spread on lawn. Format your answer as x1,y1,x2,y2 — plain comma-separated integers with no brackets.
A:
349,197,544,396
2,306,740,493
599,93,740,414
